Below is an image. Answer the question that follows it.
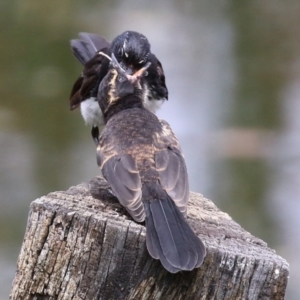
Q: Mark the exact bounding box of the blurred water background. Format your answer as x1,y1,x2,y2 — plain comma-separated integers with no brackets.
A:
1,1,299,298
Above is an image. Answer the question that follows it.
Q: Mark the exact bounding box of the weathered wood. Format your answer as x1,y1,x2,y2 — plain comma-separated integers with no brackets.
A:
10,177,289,300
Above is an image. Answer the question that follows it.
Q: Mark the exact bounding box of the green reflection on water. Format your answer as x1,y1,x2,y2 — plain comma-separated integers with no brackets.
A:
229,1,288,128
219,159,277,245
1,1,84,193
215,1,293,245
0,2,92,251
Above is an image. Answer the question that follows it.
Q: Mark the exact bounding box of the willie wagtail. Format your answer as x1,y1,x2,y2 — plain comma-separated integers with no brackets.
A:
69,31,168,145
95,53,205,273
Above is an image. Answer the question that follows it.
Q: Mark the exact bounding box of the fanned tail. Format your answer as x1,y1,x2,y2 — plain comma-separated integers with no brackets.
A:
70,32,110,65
144,193,206,273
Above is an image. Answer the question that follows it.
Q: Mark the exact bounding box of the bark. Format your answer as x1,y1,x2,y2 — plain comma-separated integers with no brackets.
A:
10,177,289,300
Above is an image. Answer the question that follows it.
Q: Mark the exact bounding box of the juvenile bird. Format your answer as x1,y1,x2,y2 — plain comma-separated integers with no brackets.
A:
69,31,168,144
96,54,205,273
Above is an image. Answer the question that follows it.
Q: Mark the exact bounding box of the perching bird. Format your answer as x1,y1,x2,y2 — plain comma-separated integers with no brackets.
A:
96,53,206,273
69,31,168,144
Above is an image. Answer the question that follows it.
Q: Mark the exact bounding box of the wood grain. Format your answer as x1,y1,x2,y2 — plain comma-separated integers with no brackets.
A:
10,177,289,299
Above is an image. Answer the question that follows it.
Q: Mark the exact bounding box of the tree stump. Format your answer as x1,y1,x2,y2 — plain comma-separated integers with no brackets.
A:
10,177,289,300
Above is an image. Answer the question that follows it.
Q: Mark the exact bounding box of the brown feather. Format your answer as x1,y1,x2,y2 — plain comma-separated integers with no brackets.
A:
96,64,205,273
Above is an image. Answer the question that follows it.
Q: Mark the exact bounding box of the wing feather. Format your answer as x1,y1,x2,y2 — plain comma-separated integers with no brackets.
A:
69,48,111,109
155,148,189,216
100,154,145,222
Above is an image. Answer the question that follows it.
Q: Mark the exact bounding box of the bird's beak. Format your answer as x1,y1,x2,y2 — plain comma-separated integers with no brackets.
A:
111,53,151,83
111,53,127,75
127,62,151,83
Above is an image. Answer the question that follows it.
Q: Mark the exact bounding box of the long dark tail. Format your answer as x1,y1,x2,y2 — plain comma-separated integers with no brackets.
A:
70,32,110,65
144,195,206,273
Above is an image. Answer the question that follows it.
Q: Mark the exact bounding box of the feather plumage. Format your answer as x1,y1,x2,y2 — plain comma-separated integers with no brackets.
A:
97,107,206,273
95,53,206,273
69,31,169,144
144,192,205,272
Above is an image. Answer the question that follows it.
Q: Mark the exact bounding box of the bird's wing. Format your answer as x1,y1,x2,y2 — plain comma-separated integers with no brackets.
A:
97,151,144,222
155,148,189,216
69,75,84,110
154,120,189,216
69,48,111,110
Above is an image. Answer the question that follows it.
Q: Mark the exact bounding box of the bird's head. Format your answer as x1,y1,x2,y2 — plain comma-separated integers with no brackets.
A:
98,53,151,122
110,31,151,75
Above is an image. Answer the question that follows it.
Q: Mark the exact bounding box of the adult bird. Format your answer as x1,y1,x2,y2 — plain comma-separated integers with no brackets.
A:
69,31,168,144
96,53,206,273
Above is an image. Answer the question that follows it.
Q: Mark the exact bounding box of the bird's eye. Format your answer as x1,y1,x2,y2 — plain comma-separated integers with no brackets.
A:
118,48,123,57
144,71,148,76
139,59,144,64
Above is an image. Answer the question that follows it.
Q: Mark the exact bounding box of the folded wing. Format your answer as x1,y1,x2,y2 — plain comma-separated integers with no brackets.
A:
100,153,144,222
155,147,189,217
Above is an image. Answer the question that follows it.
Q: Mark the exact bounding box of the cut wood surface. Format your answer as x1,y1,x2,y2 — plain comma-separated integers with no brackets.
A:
10,177,289,300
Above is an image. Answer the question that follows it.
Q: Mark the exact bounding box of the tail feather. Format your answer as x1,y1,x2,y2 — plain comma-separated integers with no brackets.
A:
145,203,181,273
170,199,206,268
70,40,93,65
70,32,110,65
144,196,206,273
78,32,110,53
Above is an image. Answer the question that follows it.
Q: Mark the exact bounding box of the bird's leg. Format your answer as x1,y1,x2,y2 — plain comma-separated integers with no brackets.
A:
91,126,100,145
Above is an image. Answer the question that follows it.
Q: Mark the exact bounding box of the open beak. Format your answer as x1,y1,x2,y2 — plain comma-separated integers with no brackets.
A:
111,53,151,83
127,62,151,83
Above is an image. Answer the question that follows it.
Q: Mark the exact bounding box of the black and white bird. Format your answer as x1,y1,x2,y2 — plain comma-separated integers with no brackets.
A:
96,53,206,273
69,31,168,144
